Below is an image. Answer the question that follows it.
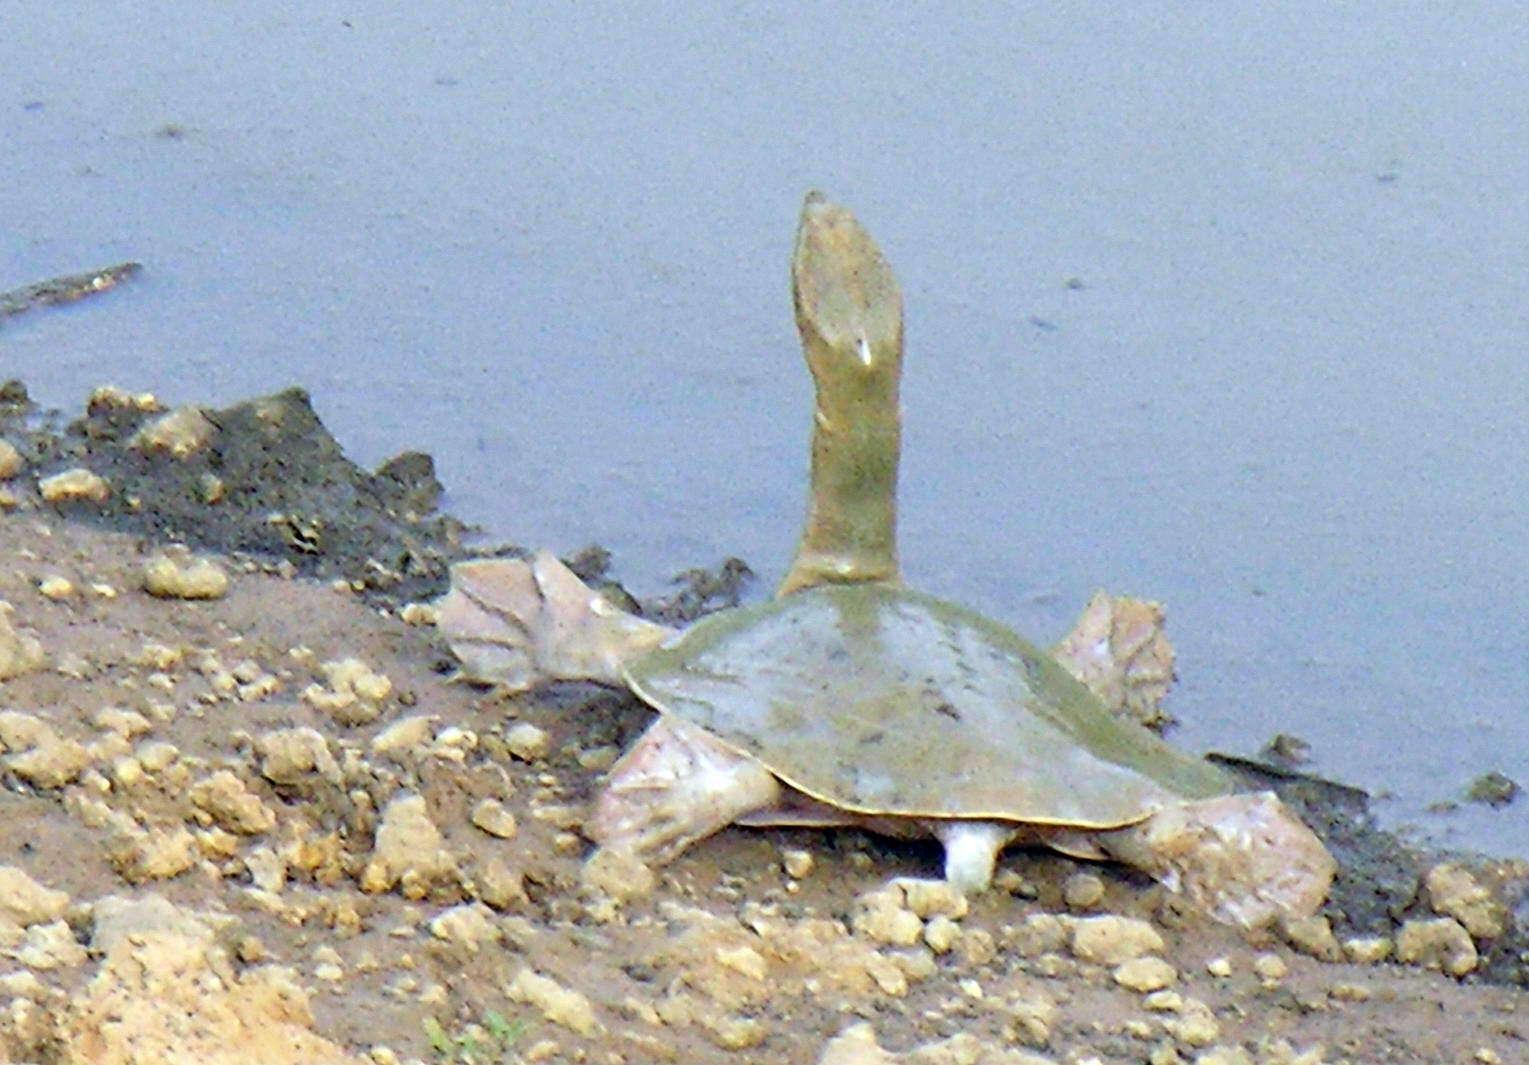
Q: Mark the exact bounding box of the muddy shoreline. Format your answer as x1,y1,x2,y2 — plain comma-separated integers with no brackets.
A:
0,380,1521,1063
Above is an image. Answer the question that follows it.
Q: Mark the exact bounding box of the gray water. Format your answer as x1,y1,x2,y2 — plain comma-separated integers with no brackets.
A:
6,3,1527,857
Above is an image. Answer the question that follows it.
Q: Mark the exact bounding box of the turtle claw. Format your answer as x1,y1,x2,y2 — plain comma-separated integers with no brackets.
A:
438,551,672,690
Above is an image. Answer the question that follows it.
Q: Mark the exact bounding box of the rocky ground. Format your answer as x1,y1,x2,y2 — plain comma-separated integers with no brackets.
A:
0,383,1519,1064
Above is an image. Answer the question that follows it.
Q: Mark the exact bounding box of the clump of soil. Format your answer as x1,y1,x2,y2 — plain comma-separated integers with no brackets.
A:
0,382,1519,1065
5,382,463,607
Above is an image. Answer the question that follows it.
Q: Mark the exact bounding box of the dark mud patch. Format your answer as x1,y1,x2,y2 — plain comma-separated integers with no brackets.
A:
7,384,465,607
4,382,758,624
5,378,1526,988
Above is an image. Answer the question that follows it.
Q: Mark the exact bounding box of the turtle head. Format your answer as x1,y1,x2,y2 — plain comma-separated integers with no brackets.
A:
778,192,905,597
791,191,904,390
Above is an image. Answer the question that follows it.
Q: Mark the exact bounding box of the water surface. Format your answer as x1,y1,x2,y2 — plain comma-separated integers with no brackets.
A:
5,3,1527,855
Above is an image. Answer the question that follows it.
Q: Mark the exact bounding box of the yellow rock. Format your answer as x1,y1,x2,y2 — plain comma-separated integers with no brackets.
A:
1396,916,1478,976
0,440,24,479
63,928,361,1065
359,792,454,898
142,552,230,599
188,770,277,835
0,866,69,926
579,846,655,905
1424,863,1508,939
128,404,217,458
1252,952,1288,982
1280,914,1343,961
505,968,603,1037
0,603,45,679
1070,915,1165,965
1113,955,1177,992
1342,936,1392,964
39,467,109,503
469,797,519,839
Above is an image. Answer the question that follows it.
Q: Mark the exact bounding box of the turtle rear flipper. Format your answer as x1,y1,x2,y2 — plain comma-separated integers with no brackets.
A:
1096,791,1336,929
932,821,1022,893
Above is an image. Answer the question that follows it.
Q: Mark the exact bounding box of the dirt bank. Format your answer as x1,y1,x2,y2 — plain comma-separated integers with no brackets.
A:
0,383,1518,1064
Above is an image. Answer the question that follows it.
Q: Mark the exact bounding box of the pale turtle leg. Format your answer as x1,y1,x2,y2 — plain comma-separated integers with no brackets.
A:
931,820,1021,893
589,715,783,864
1094,791,1336,929
437,550,673,690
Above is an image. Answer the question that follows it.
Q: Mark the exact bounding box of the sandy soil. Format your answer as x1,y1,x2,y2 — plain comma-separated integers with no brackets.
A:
0,384,1520,1065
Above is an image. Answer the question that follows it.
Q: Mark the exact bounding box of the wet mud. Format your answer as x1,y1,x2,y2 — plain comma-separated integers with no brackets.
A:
5,383,464,606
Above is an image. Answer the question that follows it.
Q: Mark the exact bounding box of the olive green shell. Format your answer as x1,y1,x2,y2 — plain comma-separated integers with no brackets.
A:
624,583,1233,827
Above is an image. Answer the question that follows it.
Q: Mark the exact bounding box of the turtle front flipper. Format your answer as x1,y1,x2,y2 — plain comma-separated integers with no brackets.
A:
438,551,673,691
588,715,782,863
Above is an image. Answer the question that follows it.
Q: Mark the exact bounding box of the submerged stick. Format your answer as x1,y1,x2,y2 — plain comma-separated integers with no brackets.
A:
0,261,143,325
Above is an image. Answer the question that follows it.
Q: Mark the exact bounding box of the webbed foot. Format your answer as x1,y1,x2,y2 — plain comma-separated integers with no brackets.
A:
438,550,672,690
589,716,781,863
1099,791,1336,929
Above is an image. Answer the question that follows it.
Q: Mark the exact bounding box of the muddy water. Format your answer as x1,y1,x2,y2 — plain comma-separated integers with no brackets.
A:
4,4,1527,856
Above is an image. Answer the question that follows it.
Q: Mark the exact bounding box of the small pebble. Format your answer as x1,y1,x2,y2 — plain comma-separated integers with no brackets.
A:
1062,871,1106,910
1280,914,1343,961
575,744,618,771
1396,916,1478,976
1342,936,1392,964
1070,915,1165,965
0,441,23,480
924,914,961,954
992,868,1038,896
504,722,550,762
142,552,229,599
371,715,436,753
781,848,814,879
39,468,108,504
398,602,438,626
1424,862,1509,938
1112,956,1177,992
112,757,144,787
1329,982,1372,1002
37,576,74,600
128,405,216,458
1252,952,1288,982
1169,1008,1224,1050
470,798,519,839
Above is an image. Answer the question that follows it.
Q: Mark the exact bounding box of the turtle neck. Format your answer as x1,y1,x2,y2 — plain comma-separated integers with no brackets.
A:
778,192,904,597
